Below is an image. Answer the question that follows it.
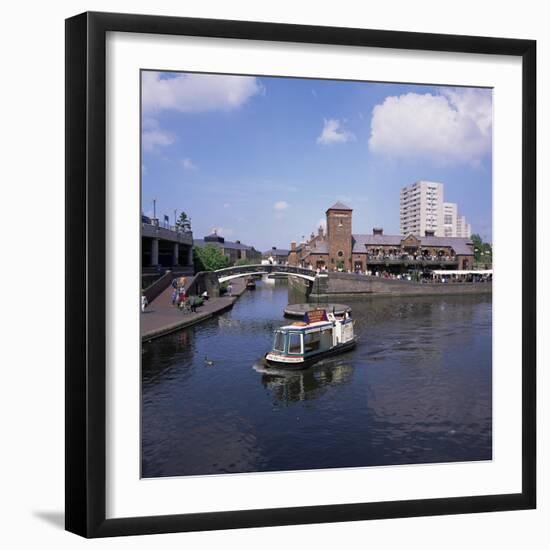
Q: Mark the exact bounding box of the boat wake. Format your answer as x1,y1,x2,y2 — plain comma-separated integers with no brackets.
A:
252,361,296,377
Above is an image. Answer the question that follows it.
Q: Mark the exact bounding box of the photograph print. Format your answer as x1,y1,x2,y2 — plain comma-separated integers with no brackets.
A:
140,70,493,479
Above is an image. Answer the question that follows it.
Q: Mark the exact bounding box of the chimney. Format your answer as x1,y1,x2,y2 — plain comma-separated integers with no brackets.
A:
373,227,383,236
310,232,315,240
424,230,435,237
318,225,324,238
291,241,296,251
235,240,241,244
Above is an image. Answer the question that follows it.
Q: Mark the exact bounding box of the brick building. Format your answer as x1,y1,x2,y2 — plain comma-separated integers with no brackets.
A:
288,202,474,273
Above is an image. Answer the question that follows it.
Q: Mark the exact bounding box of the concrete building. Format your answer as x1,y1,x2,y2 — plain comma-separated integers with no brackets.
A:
141,217,193,270
193,230,262,264
443,202,458,237
289,202,474,273
400,181,445,237
457,215,472,238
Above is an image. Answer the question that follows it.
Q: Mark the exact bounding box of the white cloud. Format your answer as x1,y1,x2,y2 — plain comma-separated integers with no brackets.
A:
223,203,230,209
368,88,492,164
273,201,289,211
142,117,174,152
317,118,355,145
142,71,263,114
181,157,198,171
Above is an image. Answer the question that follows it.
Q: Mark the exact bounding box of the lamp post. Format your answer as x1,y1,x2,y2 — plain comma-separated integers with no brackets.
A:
316,274,319,306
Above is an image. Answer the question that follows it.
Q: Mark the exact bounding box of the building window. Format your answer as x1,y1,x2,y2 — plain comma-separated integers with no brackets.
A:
337,250,344,257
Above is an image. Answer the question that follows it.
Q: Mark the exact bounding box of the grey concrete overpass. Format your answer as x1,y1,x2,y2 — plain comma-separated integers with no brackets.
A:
142,221,194,270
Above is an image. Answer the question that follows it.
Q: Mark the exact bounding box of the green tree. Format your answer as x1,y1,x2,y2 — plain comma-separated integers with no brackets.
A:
193,245,230,271
234,258,255,266
471,233,492,268
470,233,483,261
176,211,191,231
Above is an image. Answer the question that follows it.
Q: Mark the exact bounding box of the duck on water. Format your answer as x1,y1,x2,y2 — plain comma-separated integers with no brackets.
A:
264,308,356,370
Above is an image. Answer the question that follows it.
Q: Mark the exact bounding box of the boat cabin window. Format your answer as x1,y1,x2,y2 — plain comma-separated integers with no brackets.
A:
288,332,303,355
303,331,321,353
273,331,285,352
320,327,333,349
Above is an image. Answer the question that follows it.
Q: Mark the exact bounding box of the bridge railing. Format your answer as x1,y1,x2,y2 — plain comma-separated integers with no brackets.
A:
214,264,315,279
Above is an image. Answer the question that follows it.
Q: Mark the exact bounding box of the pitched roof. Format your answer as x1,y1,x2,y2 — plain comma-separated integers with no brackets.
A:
326,201,352,211
352,234,402,251
263,248,290,256
351,234,473,255
311,242,329,253
194,239,256,251
302,241,329,257
418,236,474,255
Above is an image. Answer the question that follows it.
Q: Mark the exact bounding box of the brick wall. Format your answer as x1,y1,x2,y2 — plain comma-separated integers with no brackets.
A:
327,208,353,270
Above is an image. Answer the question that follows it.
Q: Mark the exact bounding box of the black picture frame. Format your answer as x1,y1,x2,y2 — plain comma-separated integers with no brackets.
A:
65,11,536,538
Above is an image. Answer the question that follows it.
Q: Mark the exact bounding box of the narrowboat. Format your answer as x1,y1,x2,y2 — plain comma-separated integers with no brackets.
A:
264,308,356,370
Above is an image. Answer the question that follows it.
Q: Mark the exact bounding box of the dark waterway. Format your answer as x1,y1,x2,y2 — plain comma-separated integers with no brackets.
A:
141,280,492,478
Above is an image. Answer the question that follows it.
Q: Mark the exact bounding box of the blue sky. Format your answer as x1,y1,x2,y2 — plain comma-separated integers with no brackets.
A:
141,71,493,251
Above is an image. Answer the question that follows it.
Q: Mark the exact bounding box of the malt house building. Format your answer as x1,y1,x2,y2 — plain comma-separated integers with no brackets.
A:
288,202,474,272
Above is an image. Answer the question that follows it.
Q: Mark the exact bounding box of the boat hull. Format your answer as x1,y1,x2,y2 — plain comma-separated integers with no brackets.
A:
264,339,356,370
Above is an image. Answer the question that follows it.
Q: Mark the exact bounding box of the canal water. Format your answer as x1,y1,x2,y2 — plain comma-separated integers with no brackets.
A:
141,280,492,478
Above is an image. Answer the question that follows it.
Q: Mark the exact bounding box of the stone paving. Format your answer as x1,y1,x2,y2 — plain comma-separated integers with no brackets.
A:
141,277,246,341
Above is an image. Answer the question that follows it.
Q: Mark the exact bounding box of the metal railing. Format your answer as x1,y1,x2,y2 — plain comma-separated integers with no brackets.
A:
214,263,316,280
141,222,193,244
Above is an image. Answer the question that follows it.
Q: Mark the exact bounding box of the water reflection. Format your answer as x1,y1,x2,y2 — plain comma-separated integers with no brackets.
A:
142,324,197,388
258,358,355,404
141,280,492,477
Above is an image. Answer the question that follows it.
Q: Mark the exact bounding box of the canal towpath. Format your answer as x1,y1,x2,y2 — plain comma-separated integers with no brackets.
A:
141,278,247,341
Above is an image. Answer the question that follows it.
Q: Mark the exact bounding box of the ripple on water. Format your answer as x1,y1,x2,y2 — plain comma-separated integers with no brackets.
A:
141,284,492,476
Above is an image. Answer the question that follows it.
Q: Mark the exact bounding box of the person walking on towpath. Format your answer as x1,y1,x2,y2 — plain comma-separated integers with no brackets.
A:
171,288,178,306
